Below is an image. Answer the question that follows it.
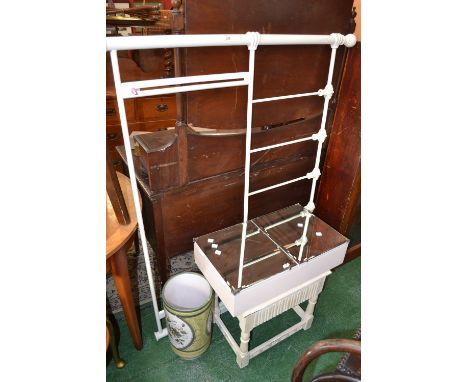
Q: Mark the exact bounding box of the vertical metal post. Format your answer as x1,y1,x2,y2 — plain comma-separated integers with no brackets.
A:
109,50,165,339
237,32,260,289
297,211,312,262
305,46,338,212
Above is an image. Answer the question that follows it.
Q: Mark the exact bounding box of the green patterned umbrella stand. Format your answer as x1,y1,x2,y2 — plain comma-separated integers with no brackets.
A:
162,272,214,359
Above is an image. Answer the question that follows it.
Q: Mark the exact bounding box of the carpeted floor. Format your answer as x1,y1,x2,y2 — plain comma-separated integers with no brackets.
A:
106,256,360,381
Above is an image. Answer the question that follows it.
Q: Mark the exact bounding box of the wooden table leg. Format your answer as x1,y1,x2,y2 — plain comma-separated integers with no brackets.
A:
109,246,143,350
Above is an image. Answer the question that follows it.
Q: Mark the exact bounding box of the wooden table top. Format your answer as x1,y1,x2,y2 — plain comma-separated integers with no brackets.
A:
106,172,141,259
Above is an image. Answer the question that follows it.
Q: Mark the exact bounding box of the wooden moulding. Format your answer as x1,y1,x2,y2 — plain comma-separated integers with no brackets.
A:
194,204,349,316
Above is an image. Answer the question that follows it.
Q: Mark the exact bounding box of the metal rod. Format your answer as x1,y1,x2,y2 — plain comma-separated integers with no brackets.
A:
306,47,338,211
109,50,166,339
250,136,313,153
122,72,248,98
237,38,258,289
106,33,356,51
122,72,249,92
265,212,303,231
249,175,309,196
253,91,320,104
123,79,248,99
241,242,300,270
297,212,312,261
243,251,280,268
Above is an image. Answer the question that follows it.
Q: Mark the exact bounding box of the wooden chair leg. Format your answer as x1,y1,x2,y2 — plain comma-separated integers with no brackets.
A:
106,317,126,369
110,246,143,350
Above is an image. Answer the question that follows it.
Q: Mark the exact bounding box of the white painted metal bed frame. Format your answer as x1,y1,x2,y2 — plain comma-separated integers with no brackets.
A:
106,32,356,345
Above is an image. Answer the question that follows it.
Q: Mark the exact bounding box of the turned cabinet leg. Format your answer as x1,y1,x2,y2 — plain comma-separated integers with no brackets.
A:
110,247,143,350
158,248,169,284
107,317,126,369
237,318,251,368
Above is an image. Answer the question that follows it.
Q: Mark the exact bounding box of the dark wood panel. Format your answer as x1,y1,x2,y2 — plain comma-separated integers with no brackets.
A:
344,243,361,264
183,0,354,129
185,0,354,35
187,118,320,181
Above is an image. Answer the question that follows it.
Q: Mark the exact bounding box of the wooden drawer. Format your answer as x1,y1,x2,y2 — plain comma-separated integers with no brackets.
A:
106,99,135,125
135,95,176,122
106,124,124,151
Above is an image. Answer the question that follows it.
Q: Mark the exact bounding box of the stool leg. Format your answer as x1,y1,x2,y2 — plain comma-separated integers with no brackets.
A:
107,318,126,369
237,317,251,368
110,246,143,350
303,296,317,330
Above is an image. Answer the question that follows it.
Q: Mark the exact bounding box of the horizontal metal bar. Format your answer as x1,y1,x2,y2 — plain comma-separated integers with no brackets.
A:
250,136,314,153
106,33,356,51
248,175,309,196
121,72,249,95
122,79,248,99
253,91,320,104
265,212,303,231
246,230,260,238
243,251,280,268
251,220,298,264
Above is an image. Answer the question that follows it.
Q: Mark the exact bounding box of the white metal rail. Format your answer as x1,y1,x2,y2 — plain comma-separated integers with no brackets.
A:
106,32,356,339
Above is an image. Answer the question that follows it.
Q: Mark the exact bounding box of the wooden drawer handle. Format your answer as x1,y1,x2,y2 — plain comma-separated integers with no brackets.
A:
106,107,116,116
155,103,168,112
107,132,119,141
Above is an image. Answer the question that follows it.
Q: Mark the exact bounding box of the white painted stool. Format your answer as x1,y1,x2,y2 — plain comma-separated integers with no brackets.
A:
214,271,329,368
194,204,348,368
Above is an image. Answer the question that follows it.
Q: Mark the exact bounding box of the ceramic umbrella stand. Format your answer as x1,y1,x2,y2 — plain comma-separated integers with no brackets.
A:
162,272,214,360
